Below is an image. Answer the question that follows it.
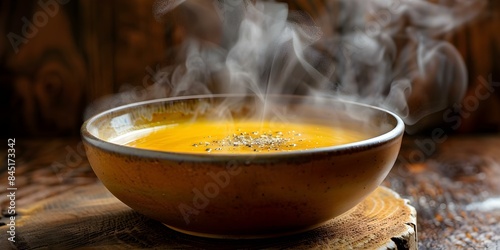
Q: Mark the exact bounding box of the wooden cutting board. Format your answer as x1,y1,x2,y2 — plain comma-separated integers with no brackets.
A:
1,183,416,249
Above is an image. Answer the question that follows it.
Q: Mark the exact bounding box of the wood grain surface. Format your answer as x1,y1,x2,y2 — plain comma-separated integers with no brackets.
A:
0,183,416,250
1,135,499,249
386,135,500,249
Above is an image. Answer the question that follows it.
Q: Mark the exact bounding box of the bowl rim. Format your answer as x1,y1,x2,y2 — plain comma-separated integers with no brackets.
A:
81,94,404,162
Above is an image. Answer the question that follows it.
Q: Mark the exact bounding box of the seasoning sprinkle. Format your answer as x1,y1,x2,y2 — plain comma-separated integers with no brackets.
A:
193,129,302,152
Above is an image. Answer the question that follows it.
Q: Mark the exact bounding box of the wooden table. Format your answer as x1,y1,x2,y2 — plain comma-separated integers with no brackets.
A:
0,135,499,249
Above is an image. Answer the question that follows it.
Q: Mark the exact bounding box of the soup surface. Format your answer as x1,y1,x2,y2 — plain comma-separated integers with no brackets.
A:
117,119,369,154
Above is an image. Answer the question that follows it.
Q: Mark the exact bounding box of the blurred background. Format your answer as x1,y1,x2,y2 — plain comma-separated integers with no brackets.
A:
1,0,499,138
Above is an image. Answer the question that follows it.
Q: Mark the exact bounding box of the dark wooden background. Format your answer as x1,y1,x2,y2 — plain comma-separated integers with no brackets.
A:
1,0,499,138
0,0,170,137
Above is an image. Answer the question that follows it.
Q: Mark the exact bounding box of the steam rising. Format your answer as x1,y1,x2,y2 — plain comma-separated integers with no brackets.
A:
86,0,487,131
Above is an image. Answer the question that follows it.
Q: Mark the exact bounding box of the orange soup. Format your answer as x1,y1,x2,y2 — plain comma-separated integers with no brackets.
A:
117,120,368,154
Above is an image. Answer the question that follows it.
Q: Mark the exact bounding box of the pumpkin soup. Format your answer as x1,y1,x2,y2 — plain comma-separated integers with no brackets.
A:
120,120,368,154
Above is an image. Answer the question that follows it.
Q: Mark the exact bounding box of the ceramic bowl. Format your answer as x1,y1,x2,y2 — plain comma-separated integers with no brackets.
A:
81,94,404,238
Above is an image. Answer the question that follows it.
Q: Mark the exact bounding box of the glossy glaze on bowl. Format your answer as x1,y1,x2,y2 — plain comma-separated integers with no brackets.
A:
81,94,404,238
